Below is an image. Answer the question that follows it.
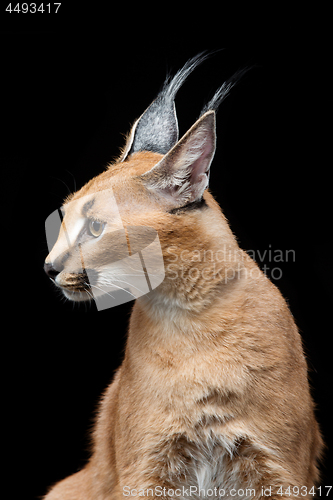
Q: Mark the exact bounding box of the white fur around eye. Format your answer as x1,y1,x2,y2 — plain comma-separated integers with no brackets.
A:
66,218,86,246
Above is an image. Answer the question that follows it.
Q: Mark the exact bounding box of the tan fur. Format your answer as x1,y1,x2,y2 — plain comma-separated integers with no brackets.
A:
45,153,323,496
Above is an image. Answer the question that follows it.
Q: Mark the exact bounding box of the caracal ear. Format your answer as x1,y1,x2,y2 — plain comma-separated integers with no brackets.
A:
120,96,178,160
140,110,216,207
119,53,210,161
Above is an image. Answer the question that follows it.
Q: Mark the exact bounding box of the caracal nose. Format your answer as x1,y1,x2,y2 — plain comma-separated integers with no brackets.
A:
44,262,60,281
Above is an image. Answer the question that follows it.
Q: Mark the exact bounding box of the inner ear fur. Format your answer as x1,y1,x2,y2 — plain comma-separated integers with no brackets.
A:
140,111,216,207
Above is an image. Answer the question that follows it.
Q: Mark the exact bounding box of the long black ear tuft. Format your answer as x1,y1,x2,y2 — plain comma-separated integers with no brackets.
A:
199,66,252,116
120,52,211,161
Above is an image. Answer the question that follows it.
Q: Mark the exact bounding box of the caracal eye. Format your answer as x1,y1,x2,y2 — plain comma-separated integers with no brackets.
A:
88,219,105,238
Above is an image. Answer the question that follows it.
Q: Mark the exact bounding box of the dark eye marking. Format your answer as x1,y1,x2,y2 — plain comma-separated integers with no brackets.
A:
82,198,95,217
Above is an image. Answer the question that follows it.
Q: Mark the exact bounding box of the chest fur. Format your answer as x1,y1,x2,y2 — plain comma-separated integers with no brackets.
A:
115,351,249,494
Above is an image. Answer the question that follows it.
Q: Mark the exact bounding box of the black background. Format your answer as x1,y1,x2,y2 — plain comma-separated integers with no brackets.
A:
2,14,332,500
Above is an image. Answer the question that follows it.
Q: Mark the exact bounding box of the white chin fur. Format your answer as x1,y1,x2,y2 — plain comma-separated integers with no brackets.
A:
62,288,92,302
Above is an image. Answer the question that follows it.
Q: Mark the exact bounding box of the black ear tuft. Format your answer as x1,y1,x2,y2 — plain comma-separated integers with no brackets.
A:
200,66,252,116
120,52,211,161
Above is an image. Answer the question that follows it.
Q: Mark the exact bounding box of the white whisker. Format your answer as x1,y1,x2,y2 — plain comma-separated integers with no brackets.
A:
91,280,137,299
98,277,146,295
88,283,116,300
83,283,95,301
